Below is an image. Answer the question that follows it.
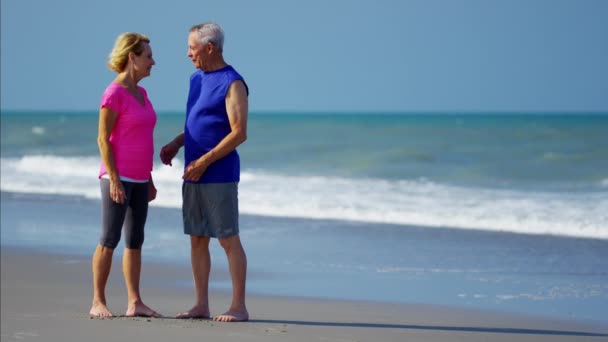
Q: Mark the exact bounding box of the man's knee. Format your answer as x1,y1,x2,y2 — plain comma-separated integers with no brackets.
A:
190,235,210,249
218,234,241,252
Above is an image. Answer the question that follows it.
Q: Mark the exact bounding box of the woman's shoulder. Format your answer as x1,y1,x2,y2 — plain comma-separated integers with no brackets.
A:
100,82,128,107
103,81,125,96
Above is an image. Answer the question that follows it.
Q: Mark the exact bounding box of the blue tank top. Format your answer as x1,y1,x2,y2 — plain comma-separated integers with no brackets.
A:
184,65,248,183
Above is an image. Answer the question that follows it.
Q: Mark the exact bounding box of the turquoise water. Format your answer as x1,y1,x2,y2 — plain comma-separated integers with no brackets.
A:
244,113,608,191
3,111,607,190
1,110,607,238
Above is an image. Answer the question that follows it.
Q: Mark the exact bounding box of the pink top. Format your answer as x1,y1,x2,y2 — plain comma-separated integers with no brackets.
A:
98,82,157,181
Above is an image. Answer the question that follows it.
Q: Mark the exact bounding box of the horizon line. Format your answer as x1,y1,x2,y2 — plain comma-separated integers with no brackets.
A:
2,108,608,116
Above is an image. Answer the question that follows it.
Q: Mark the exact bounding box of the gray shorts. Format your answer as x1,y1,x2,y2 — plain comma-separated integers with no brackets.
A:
182,182,239,238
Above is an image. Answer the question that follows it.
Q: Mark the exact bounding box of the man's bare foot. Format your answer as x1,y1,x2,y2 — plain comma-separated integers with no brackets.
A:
89,303,113,318
176,305,210,319
125,302,162,318
213,309,249,322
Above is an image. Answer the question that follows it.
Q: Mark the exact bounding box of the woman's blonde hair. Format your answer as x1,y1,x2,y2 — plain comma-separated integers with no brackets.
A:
107,32,150,73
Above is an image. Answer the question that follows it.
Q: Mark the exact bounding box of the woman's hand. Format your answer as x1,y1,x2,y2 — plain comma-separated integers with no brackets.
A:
110,179,126,204
148,181,157,202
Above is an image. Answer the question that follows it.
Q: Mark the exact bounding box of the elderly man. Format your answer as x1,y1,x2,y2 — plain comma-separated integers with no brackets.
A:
160,22,249,322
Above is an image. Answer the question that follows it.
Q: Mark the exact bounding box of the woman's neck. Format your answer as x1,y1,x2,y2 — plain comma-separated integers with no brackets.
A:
115,71,139,89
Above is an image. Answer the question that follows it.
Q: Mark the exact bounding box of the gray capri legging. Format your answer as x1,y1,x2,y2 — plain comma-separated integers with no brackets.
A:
99,178,149,249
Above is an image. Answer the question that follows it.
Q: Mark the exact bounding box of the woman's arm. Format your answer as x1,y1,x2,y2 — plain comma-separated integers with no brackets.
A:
97,107,126,204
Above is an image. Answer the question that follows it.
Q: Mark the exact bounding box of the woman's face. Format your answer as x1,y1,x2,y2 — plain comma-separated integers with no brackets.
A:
132,42,155,78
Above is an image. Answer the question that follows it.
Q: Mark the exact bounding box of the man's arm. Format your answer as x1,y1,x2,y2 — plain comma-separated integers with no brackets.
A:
182,80,248,181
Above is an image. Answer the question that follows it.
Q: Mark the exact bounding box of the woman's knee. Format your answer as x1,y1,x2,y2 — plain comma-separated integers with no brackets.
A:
124,233,144,249
100,233,121,249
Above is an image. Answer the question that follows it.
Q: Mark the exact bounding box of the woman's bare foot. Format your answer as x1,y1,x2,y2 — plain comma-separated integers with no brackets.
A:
125,302,162,318
213,309,249,322
176,305,210,319
89,303,113,318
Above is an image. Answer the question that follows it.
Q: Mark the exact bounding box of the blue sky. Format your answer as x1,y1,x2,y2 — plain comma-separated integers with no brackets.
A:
2,0,607,113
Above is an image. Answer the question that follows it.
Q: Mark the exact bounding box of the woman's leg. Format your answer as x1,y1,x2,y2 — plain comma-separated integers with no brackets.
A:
123,181,160,317
90,179,125,317
90,244,114,317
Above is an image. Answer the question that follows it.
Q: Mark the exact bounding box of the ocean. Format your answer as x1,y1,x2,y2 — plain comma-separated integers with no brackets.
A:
1,110,607,322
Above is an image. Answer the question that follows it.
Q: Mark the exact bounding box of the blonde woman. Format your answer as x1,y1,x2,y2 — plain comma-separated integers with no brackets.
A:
90,32,161,318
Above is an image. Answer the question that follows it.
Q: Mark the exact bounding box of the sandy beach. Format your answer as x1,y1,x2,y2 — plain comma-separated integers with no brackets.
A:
2,247,606,342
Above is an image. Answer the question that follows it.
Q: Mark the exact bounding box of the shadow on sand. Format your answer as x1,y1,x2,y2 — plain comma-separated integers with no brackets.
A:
248,319,607,337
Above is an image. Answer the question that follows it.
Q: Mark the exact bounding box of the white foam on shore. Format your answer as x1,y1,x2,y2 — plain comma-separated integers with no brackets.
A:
2,155,607,240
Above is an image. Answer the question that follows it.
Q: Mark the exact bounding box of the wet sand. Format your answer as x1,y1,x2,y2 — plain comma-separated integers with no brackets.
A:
2,247,606,342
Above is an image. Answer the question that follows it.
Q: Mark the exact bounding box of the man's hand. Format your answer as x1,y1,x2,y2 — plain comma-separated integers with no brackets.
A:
182,158,208,182
160,141,180,166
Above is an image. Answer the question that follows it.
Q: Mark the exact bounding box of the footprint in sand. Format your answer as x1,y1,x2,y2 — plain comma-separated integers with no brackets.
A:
12,331,40,340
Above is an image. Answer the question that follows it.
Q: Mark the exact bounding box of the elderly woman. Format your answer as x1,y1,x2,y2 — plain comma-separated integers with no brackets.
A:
90,32,161,318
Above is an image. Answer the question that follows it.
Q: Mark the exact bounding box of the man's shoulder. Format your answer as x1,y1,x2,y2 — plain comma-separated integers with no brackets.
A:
225,65,243,77
189,70,203,80
223,67,248,95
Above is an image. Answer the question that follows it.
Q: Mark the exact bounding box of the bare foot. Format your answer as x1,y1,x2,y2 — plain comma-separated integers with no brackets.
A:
213,309,249,322
125,302,162,318
176,305,210,319
89,303,113,318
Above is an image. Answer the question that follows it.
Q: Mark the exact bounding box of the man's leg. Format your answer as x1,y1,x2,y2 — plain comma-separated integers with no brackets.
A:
177,235,211,318
215,234,248,322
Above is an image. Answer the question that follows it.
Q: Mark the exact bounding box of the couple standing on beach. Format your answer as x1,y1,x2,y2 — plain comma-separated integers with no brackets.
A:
89,22,249,322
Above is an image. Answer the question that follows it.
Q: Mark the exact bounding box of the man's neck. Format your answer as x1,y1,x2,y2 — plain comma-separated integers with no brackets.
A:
205,56,228,72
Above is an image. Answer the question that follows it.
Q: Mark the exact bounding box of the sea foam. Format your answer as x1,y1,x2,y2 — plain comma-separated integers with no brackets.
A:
2,155,607,240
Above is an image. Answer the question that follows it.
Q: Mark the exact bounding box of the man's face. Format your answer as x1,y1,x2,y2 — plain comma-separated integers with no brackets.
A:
187,32,207,70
